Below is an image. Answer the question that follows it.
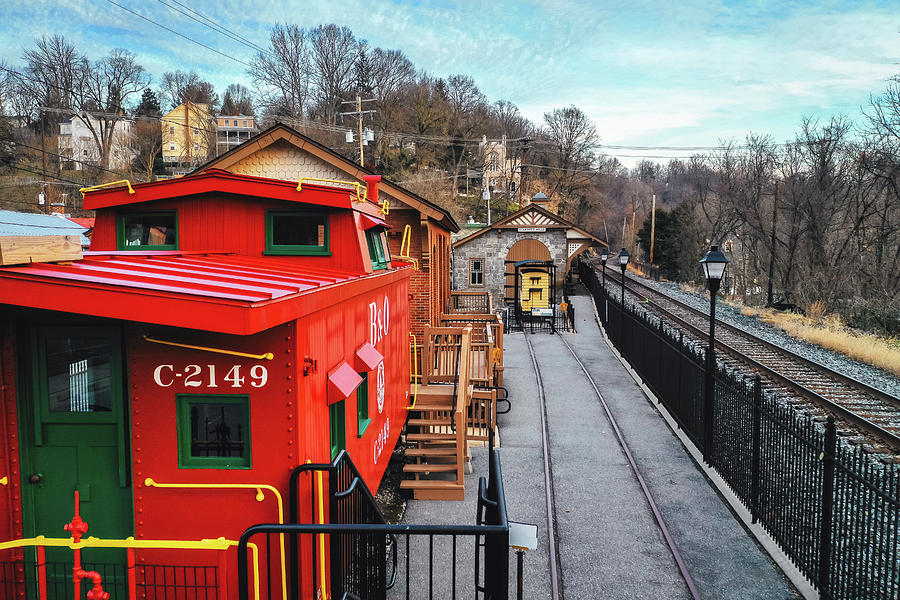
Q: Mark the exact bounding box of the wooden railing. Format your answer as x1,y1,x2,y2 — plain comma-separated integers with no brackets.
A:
454,328,471,483
439,313,504,388
448,291,492,314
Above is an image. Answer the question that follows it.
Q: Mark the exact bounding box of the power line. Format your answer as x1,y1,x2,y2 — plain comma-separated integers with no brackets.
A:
102,0,254,69
154,0,272,58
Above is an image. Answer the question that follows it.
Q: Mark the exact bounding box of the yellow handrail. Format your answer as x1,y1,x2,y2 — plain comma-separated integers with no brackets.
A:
79,180,135,199
297,177,367,203
406,333,418,409
380,198,389,215
0,476,7,486
143,334,274,360
392,224,419,270
315,465,328,600
0,536,260,600
144,479,284,600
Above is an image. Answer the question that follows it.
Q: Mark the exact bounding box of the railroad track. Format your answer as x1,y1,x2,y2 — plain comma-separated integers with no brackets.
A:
595,261,900,455
523,332,701,600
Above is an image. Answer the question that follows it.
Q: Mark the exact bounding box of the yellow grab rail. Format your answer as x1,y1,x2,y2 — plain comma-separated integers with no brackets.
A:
143,334,274,360
0,476,7,486
392,224,419,270
380,198,389,215
0,536,260,600
144,479,284,600
407,333,419,409
297,177,367,203
315,464,328,600
79,180,135,199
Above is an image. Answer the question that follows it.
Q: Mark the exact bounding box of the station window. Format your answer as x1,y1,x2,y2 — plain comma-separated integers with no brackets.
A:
265,210,330,256
366,229,389,270
330,399,346,461
169,126,175,135
357,372,370,437
470,258,485,286
117,211,177,250
176,395,251,469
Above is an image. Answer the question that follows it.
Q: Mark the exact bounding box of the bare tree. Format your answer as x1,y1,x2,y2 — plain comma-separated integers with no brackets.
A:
542,105,599,201
308,24,359,124
159,70,218,111
249,23,310,119
222,83,254,116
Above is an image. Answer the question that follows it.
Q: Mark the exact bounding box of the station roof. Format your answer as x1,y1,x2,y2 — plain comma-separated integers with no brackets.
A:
0,251,407,335
192,123,460,233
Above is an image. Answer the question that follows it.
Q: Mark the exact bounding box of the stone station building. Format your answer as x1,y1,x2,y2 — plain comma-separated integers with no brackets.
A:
451,193,607,309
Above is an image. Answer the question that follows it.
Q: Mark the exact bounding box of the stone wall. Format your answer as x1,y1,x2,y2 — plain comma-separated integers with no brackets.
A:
452,229,568,308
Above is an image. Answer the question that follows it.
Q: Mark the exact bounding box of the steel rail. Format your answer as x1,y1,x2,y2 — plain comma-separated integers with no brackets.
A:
603,264,899,407
553,333,703,600
523,333,563,600
598,264,900,448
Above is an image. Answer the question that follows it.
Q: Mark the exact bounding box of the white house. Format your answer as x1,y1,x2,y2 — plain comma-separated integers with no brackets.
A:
58,113,135,171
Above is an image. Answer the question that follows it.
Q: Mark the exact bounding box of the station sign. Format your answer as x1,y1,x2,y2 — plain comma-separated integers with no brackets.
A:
517,227,546,233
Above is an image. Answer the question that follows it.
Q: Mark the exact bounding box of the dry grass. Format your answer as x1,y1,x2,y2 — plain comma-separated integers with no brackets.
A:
755,308,900,377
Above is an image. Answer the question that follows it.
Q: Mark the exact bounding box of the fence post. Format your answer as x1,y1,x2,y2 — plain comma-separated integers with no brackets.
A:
703,347,715,464
818,416,836,599
750,376,762,524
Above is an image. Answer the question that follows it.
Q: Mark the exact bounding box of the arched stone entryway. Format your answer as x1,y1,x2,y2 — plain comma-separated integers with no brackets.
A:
504,238,550,304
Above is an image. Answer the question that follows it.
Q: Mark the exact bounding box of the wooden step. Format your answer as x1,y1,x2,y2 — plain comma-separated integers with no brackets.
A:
407,432,456,442
407,404,453,413
408,418,455,427
403,463,458,473
406,447,458,457
399,479,465,501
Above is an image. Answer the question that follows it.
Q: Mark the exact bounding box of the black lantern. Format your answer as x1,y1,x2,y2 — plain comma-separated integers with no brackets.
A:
700,244,728,463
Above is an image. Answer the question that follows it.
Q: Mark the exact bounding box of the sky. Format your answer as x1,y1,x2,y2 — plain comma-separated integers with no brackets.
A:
1,0,897,166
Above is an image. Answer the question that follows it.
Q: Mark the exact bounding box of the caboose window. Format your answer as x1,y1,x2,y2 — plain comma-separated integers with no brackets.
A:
177,395,251,469
265,210,330,255
117,211,177,250
357,372,370,436
366,229,389,270
470,258,484,286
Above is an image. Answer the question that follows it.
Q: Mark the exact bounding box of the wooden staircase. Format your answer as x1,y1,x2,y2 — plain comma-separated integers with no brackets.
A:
400,329,472,501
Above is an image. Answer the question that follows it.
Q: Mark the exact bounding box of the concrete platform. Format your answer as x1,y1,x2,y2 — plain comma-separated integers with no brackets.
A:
397,292,801,599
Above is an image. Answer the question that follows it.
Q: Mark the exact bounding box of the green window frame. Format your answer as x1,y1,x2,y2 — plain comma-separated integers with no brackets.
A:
330,399,346,461
366,229,389,270
176,394,251,469
356,372,370,437
117,211,178,250
265,210,330,256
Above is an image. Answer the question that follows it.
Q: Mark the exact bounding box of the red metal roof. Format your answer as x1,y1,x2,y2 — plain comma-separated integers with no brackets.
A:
355,342,384,371
0,251,408,335
327,361,363,404
81,169,386,219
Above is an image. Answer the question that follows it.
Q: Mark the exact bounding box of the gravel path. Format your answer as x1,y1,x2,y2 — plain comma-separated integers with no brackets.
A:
629,276,900,399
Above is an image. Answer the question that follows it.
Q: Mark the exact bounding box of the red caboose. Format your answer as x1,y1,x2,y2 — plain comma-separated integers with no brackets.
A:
0,171,410,598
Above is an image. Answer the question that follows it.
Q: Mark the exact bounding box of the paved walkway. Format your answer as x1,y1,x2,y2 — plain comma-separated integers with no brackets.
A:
398,292,800,599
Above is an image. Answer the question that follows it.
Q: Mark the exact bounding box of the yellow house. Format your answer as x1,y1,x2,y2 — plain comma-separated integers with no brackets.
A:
161,102,213,166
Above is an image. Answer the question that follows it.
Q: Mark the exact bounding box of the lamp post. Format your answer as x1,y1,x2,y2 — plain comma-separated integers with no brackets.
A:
600,249,609,323
700,244,728,463
617,248,629,342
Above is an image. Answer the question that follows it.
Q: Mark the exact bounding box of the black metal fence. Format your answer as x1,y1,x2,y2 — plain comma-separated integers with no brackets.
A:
240,447,509,600
580,260,900,600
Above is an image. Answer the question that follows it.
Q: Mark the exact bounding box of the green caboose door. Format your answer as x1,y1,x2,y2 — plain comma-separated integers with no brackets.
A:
19,326,133,592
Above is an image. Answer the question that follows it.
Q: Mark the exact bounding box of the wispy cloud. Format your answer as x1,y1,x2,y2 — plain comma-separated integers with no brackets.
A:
1,0,896,163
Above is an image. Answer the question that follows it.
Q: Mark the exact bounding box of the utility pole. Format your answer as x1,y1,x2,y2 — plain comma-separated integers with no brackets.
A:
649,194,656,264
766,180,779,307
40,107,50,213
340,95,376,167
184,102,191,166
519,139,531,206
